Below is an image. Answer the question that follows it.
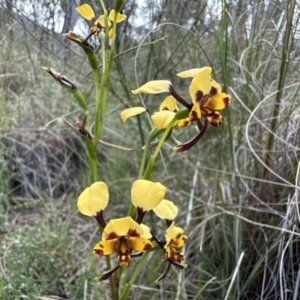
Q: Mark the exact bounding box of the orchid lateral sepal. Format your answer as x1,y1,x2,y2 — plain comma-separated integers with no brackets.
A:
154,262,171,283
174,119,209,152
169,85,191,109
154,260,187,283
94,265,120,281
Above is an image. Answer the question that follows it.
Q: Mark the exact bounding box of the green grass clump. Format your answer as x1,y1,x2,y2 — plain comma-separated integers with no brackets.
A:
0,205,107,300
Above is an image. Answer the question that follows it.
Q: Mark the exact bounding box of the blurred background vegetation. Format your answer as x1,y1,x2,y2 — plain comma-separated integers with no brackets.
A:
1,0,300,299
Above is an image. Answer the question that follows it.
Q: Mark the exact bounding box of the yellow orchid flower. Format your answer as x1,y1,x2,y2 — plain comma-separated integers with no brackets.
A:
164,223,187,262
187,67,230,125
130,67,230,151
76,4,126,36
131,67,230,127
93,217,153,266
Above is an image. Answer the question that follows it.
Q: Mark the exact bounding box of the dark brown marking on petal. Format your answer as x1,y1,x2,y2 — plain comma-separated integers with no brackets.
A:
195,91,203,102
144,243,154,250
209,86,218,97
161,106,169,111
224,96,230,106
118,252,131,266
173,251,185,262
206,111,222,126
200,107,211,116
106,232,118,240
94,249,104,255
189,110,198,121
127,229,140,238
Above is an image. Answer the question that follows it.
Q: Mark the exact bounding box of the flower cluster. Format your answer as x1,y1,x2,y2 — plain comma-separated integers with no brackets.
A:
76,4,126,37
77,179,187,280
47,0,232,290
122,67,231,152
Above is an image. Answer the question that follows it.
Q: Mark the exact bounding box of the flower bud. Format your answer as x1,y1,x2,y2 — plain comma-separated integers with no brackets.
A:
63,32,98,71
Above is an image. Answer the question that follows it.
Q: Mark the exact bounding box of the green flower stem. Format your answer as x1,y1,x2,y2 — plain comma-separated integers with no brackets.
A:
143,119,177,180
85,140,98,182
119,252,150,300
138,128,163,179
92,68,99,141
107,11,119,80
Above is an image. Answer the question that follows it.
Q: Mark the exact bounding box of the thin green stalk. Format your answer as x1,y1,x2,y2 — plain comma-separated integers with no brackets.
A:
92,67,101,147
261,0,295,180
93,3,117,299
143,119,176,180
93,32,107,146
86,141,98,181
119,252,150,300
138,128,164,179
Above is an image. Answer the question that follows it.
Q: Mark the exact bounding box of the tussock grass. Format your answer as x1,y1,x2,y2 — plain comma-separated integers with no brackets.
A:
1,0,300,299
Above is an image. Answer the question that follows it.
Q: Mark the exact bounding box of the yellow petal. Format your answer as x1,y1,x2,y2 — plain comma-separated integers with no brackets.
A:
211,78,222,93
173,235,187,249
177,67,207,78
76,4,95,20
204,93,231,111
93,239,119,255
175,117,190,127
151,111,176,129
165,223,184,245
140,223,152,239
108,29,113,38
77,181,109,216
129,237,153,251
159,96,178,112
153,199,178,220
189,67,212,103
109,9,127,23
131,179,166,211
102,217,144,239
97,15,112,27
189,102,202,121
120,107,146,122
132,80,171,94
